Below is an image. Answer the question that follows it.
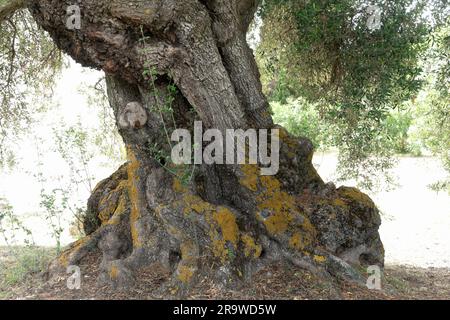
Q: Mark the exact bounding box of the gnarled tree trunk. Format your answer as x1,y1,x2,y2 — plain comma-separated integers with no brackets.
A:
27,0,383,294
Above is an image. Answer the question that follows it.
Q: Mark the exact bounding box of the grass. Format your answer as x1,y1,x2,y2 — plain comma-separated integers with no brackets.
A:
0,246,56,298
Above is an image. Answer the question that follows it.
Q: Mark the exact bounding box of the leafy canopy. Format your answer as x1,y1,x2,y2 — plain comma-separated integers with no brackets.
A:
0,6,62,167
258,0,449,188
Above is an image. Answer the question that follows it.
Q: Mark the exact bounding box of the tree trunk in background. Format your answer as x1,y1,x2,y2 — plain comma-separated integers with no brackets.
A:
28,0,383,293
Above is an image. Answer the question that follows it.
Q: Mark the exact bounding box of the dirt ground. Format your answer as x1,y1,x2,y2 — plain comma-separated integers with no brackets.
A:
1,248,449,300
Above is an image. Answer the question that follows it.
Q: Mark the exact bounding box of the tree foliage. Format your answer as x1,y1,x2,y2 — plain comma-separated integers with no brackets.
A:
258,0,449,188
411,24,450,192
0,7,63,167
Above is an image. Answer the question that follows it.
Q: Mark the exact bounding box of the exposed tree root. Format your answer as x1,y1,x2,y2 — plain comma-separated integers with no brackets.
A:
46,129,384,296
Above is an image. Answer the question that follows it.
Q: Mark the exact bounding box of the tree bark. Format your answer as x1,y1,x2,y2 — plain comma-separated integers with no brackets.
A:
27,0,384,293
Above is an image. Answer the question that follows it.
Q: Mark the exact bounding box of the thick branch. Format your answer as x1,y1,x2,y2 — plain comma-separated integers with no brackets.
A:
205,0,272,128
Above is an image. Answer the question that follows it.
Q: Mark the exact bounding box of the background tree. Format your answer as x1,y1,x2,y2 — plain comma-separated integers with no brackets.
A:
257,0,449,188
0,0,63,167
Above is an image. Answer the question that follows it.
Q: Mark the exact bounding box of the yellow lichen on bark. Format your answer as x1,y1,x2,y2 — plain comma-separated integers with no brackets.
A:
165,225,184,239
98,181,129,224
180,241,197,262
173,177,242,262
332,198,347,207
213,207,239,245
173,178,215,215
239,164,259,191
338,187,375,208
110,265,119,280
98,201,118,224
177,241,197,284
104,194,128,226
313,255,327,263
183,193,214,214
263,212,292,234
289,232,304,250
211,237,228,262
126,148,143,248
177,265,195,283
257,175,315,238
278,127,298,150
241,233,262,258
58,237,89,267
173,178,186,193
208,207,240,262
238,162,317,253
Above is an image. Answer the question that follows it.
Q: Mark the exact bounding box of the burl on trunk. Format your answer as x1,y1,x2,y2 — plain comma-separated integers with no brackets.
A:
29,0,383,293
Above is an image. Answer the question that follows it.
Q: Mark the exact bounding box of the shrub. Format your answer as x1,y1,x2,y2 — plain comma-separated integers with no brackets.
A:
0,246,55,289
